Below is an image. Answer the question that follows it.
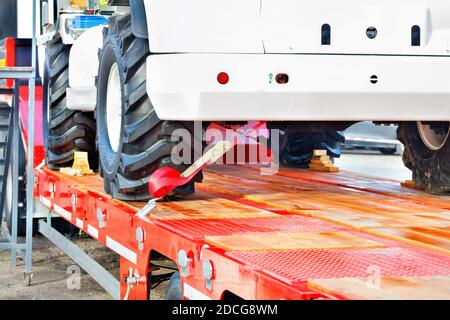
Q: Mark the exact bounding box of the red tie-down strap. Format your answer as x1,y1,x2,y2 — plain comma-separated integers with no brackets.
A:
148,121,267,198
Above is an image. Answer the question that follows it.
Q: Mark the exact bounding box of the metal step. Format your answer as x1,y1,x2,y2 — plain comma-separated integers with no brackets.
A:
0,106,11,114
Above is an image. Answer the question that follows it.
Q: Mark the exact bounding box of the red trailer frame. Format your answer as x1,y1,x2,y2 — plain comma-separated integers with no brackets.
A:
33,160,450,300
12,44,448,299
1,0,450,300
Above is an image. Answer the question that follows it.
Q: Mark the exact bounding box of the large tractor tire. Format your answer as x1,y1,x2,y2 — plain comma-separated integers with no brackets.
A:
397,122,450,194
43,34,97,170
96,13,202,200
279,131,345,168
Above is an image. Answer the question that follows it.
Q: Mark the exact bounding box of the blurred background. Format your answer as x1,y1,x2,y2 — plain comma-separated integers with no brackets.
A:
337,122,411,181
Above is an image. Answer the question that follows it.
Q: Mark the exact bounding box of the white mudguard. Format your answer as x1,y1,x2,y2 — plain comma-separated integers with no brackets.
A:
66,26,104,111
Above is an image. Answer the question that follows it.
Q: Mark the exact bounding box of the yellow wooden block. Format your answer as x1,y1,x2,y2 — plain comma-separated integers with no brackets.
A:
309,164,339,173
327,166,340,173
60,151,94,176
313,149,328,156
72,151,94,175
205,232,385,251
60,167,82,176
311,159,332,165
312,155,331,161
401,180,420,189
309,165,327,172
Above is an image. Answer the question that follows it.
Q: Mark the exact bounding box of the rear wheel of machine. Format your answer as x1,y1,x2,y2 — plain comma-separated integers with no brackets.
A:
397,122,450,194
279,131,345,168
43,34,97,170
96,13,202,200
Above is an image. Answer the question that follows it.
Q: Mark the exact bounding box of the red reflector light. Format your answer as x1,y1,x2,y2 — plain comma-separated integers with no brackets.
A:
217,72,229,85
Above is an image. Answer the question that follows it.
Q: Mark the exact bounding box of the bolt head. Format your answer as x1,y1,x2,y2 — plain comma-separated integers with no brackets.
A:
178,250,189,268
96,208,103,221
136,227,144,251
71,194,77,207
136,227,144,242
202,260,214,281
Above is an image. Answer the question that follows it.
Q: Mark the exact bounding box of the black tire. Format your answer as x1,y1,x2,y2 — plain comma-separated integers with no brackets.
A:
96,13,202,200
43,34,97,170
379,147,397,155
165,272,182,300
397,122,450,194
279,131,345,168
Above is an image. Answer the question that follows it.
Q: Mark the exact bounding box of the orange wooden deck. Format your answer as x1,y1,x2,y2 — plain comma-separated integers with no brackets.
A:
44,164,450,299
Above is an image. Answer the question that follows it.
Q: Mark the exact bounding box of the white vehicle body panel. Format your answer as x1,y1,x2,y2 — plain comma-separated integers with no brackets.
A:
144,0,264,53
261,0,450,55
144,0,450,56
142,0,450,121
67,26,103,111
147,54,450,121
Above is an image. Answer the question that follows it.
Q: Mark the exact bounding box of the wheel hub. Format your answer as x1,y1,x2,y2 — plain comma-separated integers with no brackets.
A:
106,63,123,153
417,121,450,151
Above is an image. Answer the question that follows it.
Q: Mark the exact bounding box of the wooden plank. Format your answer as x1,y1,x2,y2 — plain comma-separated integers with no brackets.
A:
44,166,280,220
308,276,450,300
47,165,450,254
236,164,450,210
366,227,450,256
205,232,385,251
201,166,450,252
149,195,280,220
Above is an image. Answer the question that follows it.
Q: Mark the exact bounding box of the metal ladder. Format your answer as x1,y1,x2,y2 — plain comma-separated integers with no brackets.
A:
0,0,37,285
